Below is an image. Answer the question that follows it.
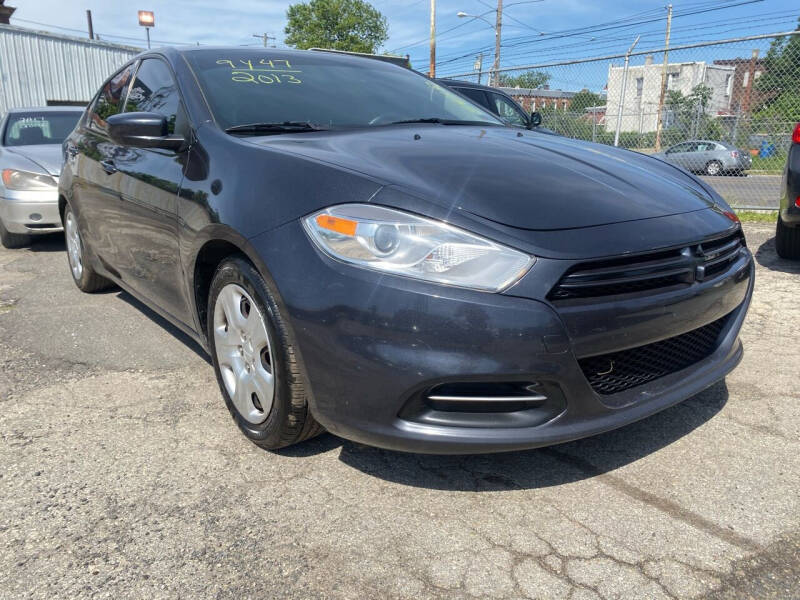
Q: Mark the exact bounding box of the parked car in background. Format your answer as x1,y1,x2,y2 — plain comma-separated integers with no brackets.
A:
776,123,800,259
0,107,84,248
436,78,553,133
652,140,752,176
61,47,752,453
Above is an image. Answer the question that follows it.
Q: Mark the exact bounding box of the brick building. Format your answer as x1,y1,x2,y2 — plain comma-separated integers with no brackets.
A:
498,87,577,112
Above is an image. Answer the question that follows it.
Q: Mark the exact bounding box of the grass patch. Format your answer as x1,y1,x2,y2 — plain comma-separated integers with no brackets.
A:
734,210,778,223
749,154,786,175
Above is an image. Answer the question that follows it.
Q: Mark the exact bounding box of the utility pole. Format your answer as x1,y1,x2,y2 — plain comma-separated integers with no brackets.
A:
86,9,94,40
252,33,275,48
492,0,503,86
429,0,436,77
614,35,640,148
474,53,484,84
654,4,673,152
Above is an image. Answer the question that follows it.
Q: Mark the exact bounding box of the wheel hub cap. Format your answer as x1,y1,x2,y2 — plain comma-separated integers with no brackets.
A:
65,212,83,279
213,283,275,424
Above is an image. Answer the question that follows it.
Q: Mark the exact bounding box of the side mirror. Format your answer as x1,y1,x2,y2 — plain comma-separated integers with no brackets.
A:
529,111,542,129
106,112,186,151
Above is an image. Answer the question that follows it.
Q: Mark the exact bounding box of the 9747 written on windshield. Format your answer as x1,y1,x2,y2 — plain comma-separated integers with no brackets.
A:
216,58,302,85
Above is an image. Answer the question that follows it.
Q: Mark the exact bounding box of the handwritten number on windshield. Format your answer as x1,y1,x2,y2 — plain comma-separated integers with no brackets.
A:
217,59,302,85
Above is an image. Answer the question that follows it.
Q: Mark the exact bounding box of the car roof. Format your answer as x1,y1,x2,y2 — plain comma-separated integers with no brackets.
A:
5,106,84,114
172,45,404,69
435,78,498,93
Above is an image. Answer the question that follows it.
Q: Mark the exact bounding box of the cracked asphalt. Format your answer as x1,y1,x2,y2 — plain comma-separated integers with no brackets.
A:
1,222,798,599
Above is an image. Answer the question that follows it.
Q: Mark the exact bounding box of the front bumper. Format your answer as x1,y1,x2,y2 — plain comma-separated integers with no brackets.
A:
251,219,754,454
0,188,62,234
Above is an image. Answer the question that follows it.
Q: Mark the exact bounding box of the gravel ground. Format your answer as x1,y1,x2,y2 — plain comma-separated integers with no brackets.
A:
0,222,798,599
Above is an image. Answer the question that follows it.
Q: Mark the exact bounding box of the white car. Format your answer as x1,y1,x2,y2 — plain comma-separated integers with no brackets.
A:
0,107,83,248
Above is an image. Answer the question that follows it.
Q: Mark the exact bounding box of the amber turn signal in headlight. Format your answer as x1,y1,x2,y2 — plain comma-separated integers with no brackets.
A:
303,204,534,292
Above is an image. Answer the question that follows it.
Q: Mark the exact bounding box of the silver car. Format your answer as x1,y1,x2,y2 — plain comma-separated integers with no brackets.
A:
652,140,752,176
0,107,83,248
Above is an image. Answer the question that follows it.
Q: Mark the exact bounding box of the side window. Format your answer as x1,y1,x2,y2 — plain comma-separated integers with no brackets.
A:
89,64,135,132
126,59,181,134
667,143,687,154
456,87,490,110
490,93,527,128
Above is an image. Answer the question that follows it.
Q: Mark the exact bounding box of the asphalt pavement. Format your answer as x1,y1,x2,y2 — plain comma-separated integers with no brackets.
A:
1,223,798,599
699,175,781,210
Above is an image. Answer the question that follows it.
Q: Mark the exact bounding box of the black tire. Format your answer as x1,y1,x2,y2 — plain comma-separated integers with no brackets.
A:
207,256,323,449
0,218,30,249
63,204,113,293
705,160,723,176
776,214,800,259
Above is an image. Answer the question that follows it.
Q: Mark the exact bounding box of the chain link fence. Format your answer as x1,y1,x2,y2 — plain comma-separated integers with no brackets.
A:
440,31,800,211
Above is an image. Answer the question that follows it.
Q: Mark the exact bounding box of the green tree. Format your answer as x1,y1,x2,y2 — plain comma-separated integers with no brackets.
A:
753,17,800,121
664,84,720,140
284,0,388,53
497,70,550,89
569,90,604,112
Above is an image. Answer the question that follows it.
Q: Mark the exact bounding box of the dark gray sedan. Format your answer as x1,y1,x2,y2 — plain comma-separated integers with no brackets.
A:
59,47,753,453
652,140,752,176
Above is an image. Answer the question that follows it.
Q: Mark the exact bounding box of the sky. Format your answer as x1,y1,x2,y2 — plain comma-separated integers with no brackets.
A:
7,0,799,90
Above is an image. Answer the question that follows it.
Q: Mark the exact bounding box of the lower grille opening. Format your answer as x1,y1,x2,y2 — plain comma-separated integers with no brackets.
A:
425,381,546,413
578,313,731,395
25,223,61,230
400,381,567,429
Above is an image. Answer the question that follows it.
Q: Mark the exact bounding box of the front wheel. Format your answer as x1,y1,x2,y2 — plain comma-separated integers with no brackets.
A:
63,205,113,292
705,160,723,176
776,214,800,259
207,256,323,449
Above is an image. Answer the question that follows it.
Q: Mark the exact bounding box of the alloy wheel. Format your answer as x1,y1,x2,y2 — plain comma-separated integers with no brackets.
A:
213,283,276,424
65,211,83,280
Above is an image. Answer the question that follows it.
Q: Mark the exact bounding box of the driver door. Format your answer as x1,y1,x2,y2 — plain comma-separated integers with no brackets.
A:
110,57,193,324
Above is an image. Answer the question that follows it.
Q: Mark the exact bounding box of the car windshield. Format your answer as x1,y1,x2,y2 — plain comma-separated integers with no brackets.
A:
2,111,83,146
185,50,504,132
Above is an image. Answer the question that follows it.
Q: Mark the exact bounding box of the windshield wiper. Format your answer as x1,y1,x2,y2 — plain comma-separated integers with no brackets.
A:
389,118,501,126
225,121,328,135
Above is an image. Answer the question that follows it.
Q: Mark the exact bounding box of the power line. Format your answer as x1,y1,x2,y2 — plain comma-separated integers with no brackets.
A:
428,0,766,68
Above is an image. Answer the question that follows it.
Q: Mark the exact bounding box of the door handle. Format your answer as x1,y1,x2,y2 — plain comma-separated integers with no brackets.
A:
100,160,117,174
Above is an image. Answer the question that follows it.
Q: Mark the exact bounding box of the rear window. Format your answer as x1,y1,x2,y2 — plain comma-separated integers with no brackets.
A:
2,112,83,146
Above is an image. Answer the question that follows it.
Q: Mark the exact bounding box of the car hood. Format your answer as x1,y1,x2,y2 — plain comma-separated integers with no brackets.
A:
5,144,62,177
250,125,718,231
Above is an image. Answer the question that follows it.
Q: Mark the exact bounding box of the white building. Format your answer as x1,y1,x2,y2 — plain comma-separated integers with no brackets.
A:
605,55,735,134
0,24,139,116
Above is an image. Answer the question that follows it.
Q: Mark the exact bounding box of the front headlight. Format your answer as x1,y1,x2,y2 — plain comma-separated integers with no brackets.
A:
303,204,534,292
1,169,57,191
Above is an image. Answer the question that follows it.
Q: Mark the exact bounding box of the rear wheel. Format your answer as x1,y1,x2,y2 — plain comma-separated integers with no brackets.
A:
63,205,113,292
705,160,723,176
776,214,800,259
207,256,323,449
0,218,30,249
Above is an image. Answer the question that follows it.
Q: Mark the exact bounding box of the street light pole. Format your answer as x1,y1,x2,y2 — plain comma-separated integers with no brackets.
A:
137,10,154,49
492,0,502,86
457,2,502,86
